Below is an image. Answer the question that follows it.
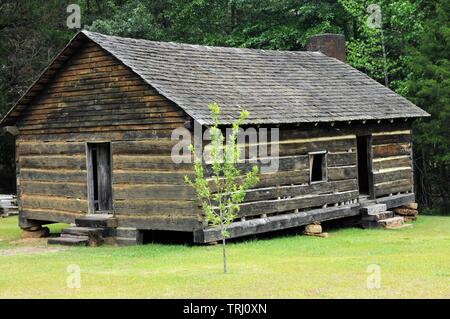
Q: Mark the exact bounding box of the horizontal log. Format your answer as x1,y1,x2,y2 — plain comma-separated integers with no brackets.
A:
21,181,87,198
328,166,357,181
113,184,195,200
372,134,411,145
113,170,193,185
372,143,411,158
21,194,88,213
117,215,201,232
20,168,86,182
114,199,200,216
19,123,182,135
372,156,411,171
113,155,192,170
18,142,85,156
112,140,179,155
21,209,84,224
20,155,86,170
237,190,358,218
373,168,412,184
376,192,415,209
374,179,412,197
21,117,185,130
17,130,174,142
204,155,309,177
235,138,355,157
243,179,357,202
22,109,184,123
327,152,356,167
208,169,311,189
195,203,360,243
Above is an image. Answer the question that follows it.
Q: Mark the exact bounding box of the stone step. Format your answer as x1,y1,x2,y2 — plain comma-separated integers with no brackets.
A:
385,223,413,230
378,216,404,228
62,226,106,238
362,211,394,222
75,214,117,228
48,236,89,246
360,203,387,216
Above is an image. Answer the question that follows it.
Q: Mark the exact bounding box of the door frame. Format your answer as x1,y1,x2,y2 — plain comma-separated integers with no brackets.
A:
86,142,113,214
356,135,375,199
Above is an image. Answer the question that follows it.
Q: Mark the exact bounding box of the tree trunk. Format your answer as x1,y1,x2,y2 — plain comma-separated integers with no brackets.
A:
222,237,227,273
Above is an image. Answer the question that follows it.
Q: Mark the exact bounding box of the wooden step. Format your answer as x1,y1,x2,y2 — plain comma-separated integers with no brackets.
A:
362,210,394,222
360,204,387,216
378,216,404,228
60,234,90,240
48,237,89,246
62,226,106,238
75,214,117,228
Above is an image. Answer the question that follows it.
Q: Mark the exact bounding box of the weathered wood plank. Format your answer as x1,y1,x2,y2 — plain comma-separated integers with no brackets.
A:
236,190,358,218
327,152,356,167
18,142,85,156
195,203,360,243
21,209,83,224
19,123,182,135
204,155,309,176
21,194,87,213
112,140,179,155
374,179,412,197
372,143,411,158
21,181,87,198
372,156,411,171
117,215,201,232
20,155,86,169
372,134,411,145
113,184,195,200
114,199,200,216
20,168,86,182
243,179,357,202
376,192,415,209
328,166,357,181
113,155,192,170
113,170,193,185
373,168,413,184
17,130,174,142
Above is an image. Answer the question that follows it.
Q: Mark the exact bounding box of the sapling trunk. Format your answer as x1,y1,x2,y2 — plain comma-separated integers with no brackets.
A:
222,237,227,273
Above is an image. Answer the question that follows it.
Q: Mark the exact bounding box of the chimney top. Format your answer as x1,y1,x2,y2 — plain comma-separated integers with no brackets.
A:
306,33,346,62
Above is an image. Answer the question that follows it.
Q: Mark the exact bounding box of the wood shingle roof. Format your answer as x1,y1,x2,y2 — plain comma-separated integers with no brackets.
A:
1,30,429,127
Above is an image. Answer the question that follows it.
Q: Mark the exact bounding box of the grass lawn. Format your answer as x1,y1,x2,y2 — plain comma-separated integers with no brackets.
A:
0,215,449,298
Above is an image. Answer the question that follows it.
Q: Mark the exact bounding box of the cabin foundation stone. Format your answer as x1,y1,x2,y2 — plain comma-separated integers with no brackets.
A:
21,226,50,239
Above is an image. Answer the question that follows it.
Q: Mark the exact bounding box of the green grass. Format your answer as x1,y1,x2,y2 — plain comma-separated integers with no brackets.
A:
0,216,449,298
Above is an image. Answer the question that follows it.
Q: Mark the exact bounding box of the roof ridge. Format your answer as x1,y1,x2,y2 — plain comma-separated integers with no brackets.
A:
81,30,320,56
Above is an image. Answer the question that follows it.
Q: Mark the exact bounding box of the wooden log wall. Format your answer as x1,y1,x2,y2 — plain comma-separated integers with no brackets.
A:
204,131,359,220
16,40,198,230
371,130,414,197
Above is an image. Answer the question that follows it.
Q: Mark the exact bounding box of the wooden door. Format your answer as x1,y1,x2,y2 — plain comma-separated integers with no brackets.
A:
87,143,112,213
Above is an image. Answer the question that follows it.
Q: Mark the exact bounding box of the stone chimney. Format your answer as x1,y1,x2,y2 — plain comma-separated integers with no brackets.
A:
306,34,346,62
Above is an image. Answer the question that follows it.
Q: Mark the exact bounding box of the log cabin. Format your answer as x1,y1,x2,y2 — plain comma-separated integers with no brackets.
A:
0,31,429,245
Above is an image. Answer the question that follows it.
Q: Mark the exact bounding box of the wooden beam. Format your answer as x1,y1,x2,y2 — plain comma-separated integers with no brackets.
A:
194,203,360,243
376,193,415,209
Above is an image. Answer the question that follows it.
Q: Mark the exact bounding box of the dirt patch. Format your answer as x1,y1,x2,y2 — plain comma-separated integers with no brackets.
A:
0,246,65,256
